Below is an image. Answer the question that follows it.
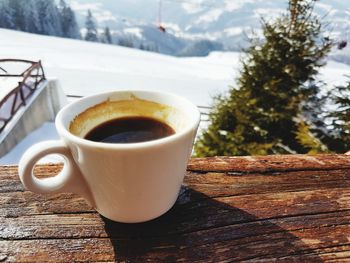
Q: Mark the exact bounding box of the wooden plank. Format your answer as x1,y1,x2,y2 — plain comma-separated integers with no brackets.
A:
0,192,92,217
1,223,350,262
3,155,349,179
185,169,350,197
2,189,350,239
2,204,350,241
1,239,115,263
3,162,350,194
0,164,63,193
188,154,350,173
2,169,350,216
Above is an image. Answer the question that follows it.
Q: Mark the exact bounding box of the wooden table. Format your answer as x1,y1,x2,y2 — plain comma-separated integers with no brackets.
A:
1,154,350,262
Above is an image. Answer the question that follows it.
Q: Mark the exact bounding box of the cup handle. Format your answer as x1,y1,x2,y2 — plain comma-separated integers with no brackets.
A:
19,140,95,206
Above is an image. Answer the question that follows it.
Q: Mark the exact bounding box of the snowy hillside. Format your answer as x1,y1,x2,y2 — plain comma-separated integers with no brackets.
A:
70,0,350,55
0,29,238,106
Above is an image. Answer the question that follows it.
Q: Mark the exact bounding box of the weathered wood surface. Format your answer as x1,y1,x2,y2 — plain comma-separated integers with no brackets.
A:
1,154,350,262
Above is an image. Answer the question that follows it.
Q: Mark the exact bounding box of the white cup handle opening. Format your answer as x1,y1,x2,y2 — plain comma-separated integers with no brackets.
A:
19,141,95,206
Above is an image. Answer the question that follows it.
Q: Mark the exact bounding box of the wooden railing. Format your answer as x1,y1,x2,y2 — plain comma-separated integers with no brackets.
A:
0,59,45,133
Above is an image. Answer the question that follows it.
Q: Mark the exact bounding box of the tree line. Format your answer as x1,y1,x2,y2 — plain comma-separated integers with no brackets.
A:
0,0,80,39
0,0,155,50
84,9,112,44
83,9,155,51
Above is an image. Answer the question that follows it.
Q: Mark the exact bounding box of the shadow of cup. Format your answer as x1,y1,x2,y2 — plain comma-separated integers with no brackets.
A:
101,187,323,262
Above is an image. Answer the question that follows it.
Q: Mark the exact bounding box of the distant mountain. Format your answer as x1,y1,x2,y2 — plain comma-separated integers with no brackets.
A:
70,0,350,57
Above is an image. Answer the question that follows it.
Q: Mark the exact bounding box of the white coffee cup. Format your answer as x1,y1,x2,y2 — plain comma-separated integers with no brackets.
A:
19,90,200,223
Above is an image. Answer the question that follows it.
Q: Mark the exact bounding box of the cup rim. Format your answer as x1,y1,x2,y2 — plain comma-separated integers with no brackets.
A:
56,90,201,149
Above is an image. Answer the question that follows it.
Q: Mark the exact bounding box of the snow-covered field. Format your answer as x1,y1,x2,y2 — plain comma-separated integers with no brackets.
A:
0,29,349,164
0,29,238,106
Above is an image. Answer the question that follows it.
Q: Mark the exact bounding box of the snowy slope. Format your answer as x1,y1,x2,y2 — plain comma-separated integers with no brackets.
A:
0,29,237,106
0,122,59,164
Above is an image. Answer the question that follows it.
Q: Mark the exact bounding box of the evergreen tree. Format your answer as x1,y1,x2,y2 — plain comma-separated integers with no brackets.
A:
84,10,98,42
23,0,41,34
0,0,80,38
328,82,350,152
59,0,80,39
36,0,62,36
0,0,15,29
102,26,112,44
8,0,25,30
195,0,332,156
118,36,134,48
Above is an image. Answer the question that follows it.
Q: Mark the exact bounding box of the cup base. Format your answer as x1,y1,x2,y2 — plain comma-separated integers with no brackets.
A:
95,196,178,224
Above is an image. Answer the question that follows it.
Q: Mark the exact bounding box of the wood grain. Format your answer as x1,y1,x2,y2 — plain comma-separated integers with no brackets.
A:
188,154,350,172
1,154,350,262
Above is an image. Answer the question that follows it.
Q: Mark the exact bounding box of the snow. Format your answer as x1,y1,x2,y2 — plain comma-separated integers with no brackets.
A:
223,27,243,37
196,9,223,24
0,77,21,101
0,28,349,164
123,27,143,39
181,2,204,14
254,8,285,19
319,60,350,87
70,1,102,13
225,0,256,12
96,10,118,23
0,29,236,106
0,122,60,165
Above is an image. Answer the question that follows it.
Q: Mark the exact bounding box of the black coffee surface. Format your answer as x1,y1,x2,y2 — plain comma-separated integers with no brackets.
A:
85,116,175,143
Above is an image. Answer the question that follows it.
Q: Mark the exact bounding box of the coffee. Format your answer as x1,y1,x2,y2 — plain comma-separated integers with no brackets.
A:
69,96,187,141
84,116,175,143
